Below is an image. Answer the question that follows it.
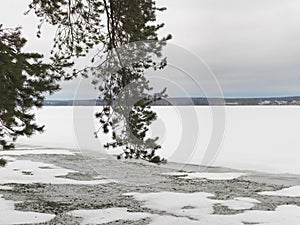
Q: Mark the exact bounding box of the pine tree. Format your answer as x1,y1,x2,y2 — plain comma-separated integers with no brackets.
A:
28,0,171,163
0,25,61,149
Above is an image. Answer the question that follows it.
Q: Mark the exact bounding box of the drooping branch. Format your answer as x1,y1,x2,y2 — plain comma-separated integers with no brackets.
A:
26,0,171,163
0,25,59,149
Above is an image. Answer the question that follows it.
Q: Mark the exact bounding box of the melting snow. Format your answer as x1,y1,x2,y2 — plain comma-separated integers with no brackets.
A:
0,157,115,185
0,194,55,225
124,192,300,225
259,186,300,197
67,208,151,224
125,192,220,220
221,197,260,210
237,205,300,225
0,185,13,191
62,191,300,225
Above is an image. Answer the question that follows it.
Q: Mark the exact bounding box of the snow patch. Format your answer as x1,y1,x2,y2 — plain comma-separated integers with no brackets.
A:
237,205,300,225
65,191,300,225
0,194,55,224
67,208,151,224
0,157,116,185
259,186,300,197
124,192,220,220
148,215,201,225
126,191,300,225
147,215,242,225
221,197,260,210
0,185,13,191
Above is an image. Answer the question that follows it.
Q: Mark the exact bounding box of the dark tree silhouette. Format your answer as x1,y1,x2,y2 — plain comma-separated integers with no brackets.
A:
27,0,171,163
0,0,171,163
0,25,66,149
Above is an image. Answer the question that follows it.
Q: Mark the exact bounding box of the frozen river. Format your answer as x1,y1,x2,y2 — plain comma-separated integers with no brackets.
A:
17,106,300,175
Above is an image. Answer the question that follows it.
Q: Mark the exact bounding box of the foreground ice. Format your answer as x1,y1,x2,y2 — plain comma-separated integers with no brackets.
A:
67,208,151,224
259,185,300,197
0,194,55,225
0,156,115,185
17,106,300,175
162,172,246,180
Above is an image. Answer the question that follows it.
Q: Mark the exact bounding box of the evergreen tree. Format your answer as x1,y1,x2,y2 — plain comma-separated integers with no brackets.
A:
0,25,63,149
28,0,171,163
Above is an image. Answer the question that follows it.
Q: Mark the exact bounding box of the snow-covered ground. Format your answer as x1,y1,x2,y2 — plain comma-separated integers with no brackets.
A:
1,139,300,224
0,150,116,185
0,149,116,224
17,106,300,175
67,191,300,225
0,194,55,225
67,208,152,225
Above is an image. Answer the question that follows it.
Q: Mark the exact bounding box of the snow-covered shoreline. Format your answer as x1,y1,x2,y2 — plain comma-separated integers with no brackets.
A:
2,106,299,224
0,148,300,224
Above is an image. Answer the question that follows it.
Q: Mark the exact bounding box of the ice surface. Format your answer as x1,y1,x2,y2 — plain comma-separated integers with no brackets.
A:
67,208,151,224
0,194,55,224
0,156,115,185
162,172,246,180
259,185,300,197
208,106,300,175
17,106,108,152
16,106,300,175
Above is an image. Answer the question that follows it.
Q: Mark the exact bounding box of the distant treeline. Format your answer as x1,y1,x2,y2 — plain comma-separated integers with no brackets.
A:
44,96,300,106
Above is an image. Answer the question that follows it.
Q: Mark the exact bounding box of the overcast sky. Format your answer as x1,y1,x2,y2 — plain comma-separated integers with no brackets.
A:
1,0,300,99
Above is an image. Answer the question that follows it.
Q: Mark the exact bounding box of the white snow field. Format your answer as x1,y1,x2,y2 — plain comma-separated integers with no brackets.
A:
0,194,55,225
17,106,300,175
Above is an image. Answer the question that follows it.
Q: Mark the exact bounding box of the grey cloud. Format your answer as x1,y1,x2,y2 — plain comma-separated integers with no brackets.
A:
1,0,300,98
156,0,300,97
